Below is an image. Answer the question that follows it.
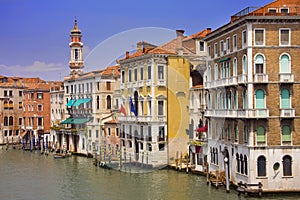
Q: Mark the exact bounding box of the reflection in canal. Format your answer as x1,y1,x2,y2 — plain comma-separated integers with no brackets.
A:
0,149,297,200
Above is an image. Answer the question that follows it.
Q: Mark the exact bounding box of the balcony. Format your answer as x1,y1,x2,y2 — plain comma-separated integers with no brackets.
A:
127,82,133,88
237,109,269,118
37,126,44,130
238,74,247,84
254,73,268,83
133,82,138,88
228,76,238,86
146,80,152,86
280,108,295,118
157,80,166,87
138,80,144,88
157,115,166,122
204,109,237,118
279,73,294,83
204,81,211,89
120,84,125,90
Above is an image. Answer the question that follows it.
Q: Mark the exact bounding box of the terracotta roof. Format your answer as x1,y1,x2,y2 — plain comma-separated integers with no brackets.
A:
184,29,212,41
101,65,120,76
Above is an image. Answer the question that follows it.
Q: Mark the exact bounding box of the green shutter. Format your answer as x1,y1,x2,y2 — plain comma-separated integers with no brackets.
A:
256,90,265,109
281,89,290,109
257,126,265,142
282,126,291,142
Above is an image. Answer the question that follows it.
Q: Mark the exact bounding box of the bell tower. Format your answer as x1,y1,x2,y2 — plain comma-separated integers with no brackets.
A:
69,19,84,75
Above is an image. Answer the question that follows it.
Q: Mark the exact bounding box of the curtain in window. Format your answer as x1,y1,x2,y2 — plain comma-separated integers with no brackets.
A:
280,89,290,108
280,29,289,45
280,55,290,73
255,30,264,45
257,126,265,143
256,90,265,109
282,125,291,142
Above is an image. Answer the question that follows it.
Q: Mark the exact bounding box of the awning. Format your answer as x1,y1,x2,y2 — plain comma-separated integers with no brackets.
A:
60,118,73,124
60,118,90,125
66,99,76,106
218,57,230,63
73,98,92,107
195,125,208,132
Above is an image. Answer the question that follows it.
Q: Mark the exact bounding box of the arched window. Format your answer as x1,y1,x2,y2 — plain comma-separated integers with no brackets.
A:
106,95,111,109
215,148,218,165
254,54,264,74
280,89,290,109
233,58,237,76
280,54,291,73
236,153,240,172
240,154,244,174
134,91,139,115
4,117,8,126
9,116,13,126
257,126,266,144
9,100,13,109
242,55,247,74
282,125,291,143
255,89,265,109
282,155,292,176
257,155,266,177
244,155,248,175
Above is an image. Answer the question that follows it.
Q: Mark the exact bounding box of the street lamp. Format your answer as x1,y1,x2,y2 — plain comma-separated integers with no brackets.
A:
224,157,230,193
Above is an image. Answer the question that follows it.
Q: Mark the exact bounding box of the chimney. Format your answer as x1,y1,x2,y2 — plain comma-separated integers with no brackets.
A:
176,29,185,55
125,51,129,59
176,30,185,37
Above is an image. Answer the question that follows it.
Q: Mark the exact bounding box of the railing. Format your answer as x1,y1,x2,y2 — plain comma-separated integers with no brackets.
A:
138,81,144,88
228,76,238,85
146,80,152,86
279,73,294,83
254,73,268,83
238,74,247,84
280,108,295,118
157,80,166,87
157,136,166,142
238,109,269,118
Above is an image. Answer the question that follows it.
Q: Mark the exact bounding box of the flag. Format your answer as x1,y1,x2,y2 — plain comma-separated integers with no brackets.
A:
120,104,127,116
130,97,137,116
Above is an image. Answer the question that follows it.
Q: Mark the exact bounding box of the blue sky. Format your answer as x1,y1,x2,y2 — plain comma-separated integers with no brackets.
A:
0,0,270,80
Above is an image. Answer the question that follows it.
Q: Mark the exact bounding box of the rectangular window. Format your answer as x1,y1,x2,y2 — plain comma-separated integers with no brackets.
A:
128,69,132,82
226,37,230,52
19,118,22,125
89,130,92,138
108,128,111,136
4,130,8,136
116,127,119,137
140,67,144,80
254,29,264,46
140,126,144,140
19,102,22,109
268,8,277,14
158,65,164,79
280,29,290,46
148,126,152,141
158,101,164,115
19,91,22,97
96,130,99,138
234,124,238,142
38,117,43,126
16,130,19,136
37,93,43,99
242,31,247,46
106,82,111,90
134,68,138,81
199,41,204,52
220,40,224,54
121,71,125,83
208,46,211,57
280,8,289,15
214,43,218,57
148,101,152,115
4,90,7,97
66,86,69,94
38,104,42,112
148,66,151,79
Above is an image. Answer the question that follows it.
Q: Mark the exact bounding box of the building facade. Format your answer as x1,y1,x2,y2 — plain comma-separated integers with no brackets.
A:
204,0,300,192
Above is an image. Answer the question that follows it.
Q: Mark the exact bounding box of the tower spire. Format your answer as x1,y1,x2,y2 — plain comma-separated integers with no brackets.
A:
69,18,84,76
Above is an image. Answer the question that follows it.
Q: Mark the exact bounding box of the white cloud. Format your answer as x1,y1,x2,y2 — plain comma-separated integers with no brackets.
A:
0,61,64,73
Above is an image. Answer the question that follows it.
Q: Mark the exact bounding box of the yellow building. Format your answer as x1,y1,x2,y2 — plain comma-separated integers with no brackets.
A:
118,30,209,167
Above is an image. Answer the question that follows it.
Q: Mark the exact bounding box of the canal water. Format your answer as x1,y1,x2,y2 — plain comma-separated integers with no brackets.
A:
0,149,298,200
